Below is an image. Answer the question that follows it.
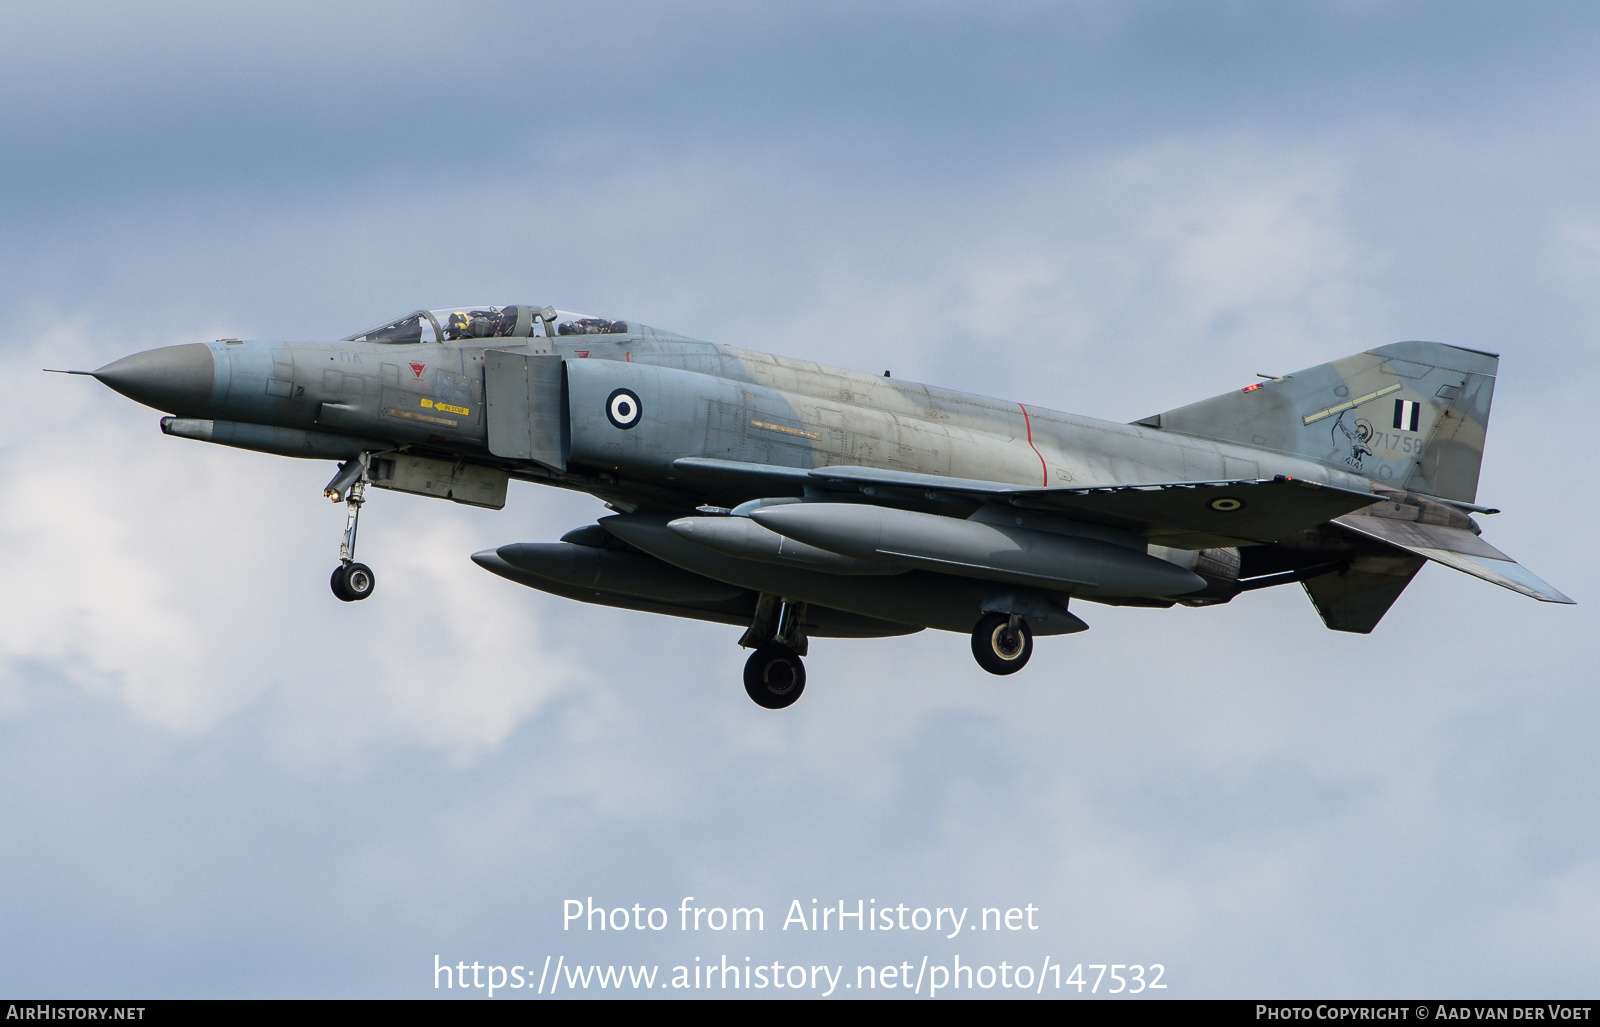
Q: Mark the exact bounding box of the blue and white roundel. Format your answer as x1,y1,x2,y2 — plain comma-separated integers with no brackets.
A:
606,388,642,429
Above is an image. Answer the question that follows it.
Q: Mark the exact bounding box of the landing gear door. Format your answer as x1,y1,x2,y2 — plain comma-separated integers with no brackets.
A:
485,351,567,471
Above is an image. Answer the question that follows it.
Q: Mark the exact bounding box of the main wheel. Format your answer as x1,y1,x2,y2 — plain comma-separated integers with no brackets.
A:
331,562,376,602
971,613,1032,675
743,646,806,709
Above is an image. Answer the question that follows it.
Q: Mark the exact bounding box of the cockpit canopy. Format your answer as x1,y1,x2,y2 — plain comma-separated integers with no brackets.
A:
343,305,630,344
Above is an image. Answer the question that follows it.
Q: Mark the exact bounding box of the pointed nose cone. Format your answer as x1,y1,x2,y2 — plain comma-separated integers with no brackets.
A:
93,343,216,415
471,549,517,579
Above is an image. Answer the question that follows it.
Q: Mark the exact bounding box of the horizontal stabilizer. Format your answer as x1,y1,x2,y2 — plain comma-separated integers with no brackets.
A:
1333,514,1574,604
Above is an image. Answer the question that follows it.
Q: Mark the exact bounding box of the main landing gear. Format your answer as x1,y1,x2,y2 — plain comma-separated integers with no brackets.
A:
740,594,808,709
326,456,376,602
971,613,1032,674
744,646,806,710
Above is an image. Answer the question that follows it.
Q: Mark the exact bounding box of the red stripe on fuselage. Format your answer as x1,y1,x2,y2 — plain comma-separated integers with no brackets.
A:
1018,403,1048,486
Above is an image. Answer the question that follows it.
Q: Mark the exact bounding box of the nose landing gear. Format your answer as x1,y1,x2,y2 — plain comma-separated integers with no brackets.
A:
326,456,376,602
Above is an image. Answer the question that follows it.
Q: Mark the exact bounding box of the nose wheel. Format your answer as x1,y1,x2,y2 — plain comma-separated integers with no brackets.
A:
331,562,376,602
972,613,1032,674
326,456,377,602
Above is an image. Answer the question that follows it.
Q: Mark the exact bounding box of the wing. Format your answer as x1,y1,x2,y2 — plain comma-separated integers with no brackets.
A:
1332,513,1573,604
672,458,1382,548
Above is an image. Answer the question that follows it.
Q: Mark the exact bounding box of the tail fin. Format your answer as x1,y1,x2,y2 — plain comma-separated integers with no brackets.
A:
1137,341,1498,503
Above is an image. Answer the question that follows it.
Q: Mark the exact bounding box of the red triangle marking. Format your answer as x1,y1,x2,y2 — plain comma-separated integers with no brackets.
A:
409,362,426,378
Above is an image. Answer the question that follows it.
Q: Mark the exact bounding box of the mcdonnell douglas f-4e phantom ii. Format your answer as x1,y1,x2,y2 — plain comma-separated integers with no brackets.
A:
69,303,1572,709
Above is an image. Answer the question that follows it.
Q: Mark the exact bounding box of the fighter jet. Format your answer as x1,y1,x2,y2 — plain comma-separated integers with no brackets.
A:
66,303,1571,708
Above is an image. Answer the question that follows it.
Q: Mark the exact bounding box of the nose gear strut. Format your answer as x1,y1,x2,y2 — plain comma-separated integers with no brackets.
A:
326,455,376,602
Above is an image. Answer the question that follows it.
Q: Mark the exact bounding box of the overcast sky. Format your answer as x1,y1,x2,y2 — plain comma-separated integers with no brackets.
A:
2,1,1598,999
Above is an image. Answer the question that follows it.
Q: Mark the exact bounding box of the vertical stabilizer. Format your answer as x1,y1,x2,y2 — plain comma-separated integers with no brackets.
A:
1141,342,1498,503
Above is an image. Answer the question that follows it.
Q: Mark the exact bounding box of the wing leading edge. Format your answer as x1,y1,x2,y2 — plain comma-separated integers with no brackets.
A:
674,458,1382,547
